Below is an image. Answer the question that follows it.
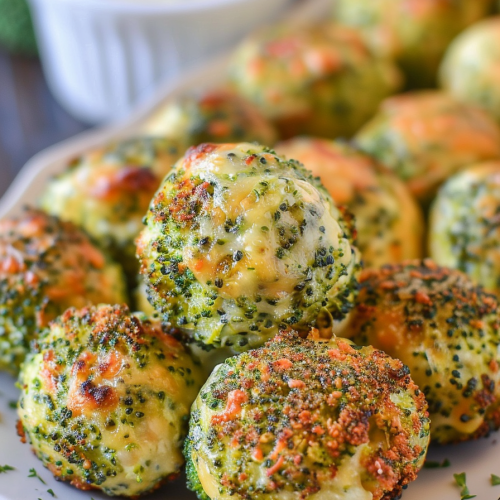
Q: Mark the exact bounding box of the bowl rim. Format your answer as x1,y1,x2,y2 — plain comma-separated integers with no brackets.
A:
28,0,288,14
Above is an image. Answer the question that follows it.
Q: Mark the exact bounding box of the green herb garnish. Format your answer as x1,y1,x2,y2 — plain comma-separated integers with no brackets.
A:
454,472,476,499
47,488,56,497
491,474,500,486
28,467,46,484
0,465,14,474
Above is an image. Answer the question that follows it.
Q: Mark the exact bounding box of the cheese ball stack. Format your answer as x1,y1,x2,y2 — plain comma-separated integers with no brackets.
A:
0,209,127,373
18,304,204,497
185,330,430,500
356,91,500,204
137,143,361,352
346,260,500,444
276,137,424,268
228,23,402,139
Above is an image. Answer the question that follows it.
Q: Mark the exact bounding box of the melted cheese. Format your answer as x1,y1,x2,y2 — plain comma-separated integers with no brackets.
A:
196,445,373,500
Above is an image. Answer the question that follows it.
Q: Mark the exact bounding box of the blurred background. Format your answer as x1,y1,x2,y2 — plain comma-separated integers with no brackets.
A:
0,0,294,197
0,0,87,196
2,0,500,201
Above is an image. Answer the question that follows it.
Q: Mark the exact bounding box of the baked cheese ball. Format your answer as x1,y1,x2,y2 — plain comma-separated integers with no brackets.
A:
332,0,494,88
275,137,424,268
137,143,361,352
144,89,277,148
355,91,500,203
18,304,204,497
40,137,182,284
429,161,500,295
185,330,430,500
346,260,500,444
440,17,500,123
0,209,126,374
228,23,402,139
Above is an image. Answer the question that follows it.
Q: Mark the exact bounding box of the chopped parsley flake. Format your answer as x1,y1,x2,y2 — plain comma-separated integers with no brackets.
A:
0,465,14,474
491,474,500,486
28,467,46,484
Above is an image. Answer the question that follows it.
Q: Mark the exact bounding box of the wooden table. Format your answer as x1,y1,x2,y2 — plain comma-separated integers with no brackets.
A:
0,49,89,197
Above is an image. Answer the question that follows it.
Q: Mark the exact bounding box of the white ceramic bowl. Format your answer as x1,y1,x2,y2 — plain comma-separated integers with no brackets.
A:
28,0,293,123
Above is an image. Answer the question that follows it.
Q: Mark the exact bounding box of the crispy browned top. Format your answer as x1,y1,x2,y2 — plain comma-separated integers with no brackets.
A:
191,330,429,499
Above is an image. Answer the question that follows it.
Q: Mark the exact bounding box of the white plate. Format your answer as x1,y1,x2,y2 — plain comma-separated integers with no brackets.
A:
0,0,498,498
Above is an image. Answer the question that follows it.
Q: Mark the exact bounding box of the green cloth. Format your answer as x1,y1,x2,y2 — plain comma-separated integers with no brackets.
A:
0,0,37,55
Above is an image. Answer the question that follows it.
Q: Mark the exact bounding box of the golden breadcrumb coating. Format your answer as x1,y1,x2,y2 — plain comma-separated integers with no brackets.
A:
40,137,182,284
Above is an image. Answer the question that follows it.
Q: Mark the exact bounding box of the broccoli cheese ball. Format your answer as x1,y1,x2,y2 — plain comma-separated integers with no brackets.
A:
346,260,500,444
137,143,360,352
185,330,430,500
332,0,494,88
355,91,500,203
228,23,402,139
144,89,277,148
0,209,126,374
440,17,500,123
429,161,500,295
40,137,182,284
275,137,424,268
18,304,204,497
